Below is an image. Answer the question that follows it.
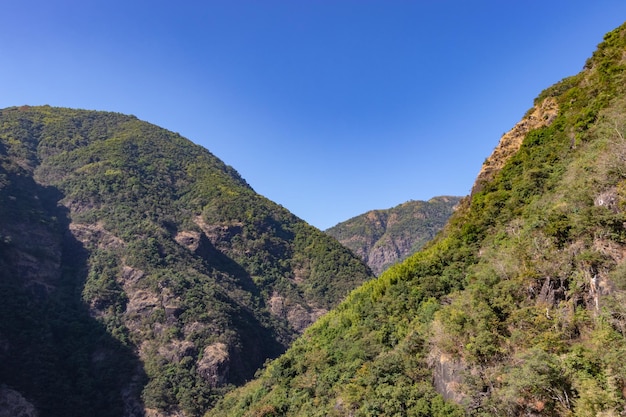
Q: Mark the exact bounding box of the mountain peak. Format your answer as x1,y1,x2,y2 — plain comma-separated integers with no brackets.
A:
326,196,462,275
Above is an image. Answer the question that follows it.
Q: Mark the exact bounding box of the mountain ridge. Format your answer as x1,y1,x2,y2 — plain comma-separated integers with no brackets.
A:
326,196,462,275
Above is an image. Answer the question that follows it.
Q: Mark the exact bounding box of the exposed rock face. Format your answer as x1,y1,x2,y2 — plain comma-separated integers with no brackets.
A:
429,351,467,405
69,222,125,250
367,233,414,274
174,230,203,252
197,343,230,388
268,291,327,332
326,196,462,275
471,97,559,195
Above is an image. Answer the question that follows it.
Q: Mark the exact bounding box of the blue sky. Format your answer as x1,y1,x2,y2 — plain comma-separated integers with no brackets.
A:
2,1,626,229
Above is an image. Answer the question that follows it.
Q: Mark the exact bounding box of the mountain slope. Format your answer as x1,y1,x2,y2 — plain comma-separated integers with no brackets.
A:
208,23,626,417
326,196,462,275
0,106,373,416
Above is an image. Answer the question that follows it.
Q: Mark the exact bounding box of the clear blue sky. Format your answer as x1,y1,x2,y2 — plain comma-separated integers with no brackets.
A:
1,1,625,229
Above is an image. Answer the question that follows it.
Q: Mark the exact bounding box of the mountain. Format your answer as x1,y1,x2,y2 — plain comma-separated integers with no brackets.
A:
208,23,626,417
0,106,374,416
326,197,462,275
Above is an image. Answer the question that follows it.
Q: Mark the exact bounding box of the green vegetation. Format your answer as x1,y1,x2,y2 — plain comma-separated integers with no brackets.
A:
326,196,462,275
0,106,372,416
208,23,626,416
3,21,626,417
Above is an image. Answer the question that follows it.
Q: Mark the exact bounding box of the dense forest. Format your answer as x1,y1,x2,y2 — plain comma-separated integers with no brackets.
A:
207,23,626,417
326,196,461,275
0,106,373,416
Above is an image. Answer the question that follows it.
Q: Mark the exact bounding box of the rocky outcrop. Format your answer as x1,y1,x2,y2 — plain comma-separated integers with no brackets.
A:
197,343,230,388
471,97,559,195
69,222,125,250
268,291,327,332
429,351,467,405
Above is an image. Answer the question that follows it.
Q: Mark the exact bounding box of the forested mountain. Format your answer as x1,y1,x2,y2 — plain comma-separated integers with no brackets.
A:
0,106,373,416
208,23,626,417
326,197,461,275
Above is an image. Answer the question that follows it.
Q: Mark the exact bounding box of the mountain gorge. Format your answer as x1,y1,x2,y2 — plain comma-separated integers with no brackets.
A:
326,197,462,275
208,23,626,417
0,107,373,416
4,20,626,417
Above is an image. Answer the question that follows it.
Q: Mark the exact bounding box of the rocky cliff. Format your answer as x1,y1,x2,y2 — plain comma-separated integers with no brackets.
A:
471,96,559,194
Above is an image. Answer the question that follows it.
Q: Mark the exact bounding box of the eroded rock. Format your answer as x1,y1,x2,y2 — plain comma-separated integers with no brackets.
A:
197,342,230,387
472,97,559,195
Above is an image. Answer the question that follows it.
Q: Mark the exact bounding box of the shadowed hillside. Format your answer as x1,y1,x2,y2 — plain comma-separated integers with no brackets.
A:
0,106,373,416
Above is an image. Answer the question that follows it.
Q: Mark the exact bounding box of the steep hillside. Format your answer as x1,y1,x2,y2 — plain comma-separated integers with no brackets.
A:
326,197,461,275
208,23,626,417
0,106,373,416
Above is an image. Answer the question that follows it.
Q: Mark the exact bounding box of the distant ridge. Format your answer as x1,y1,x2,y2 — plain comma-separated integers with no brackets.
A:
326,196,462,275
